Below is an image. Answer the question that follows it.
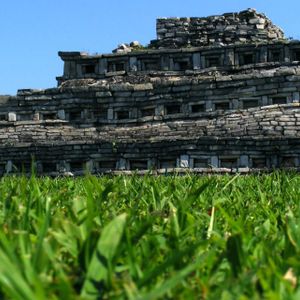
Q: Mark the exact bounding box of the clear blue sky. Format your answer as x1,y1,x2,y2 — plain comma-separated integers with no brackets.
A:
0,0,299,95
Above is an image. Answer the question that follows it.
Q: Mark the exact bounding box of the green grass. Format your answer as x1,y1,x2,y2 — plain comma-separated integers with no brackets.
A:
0,172,299,299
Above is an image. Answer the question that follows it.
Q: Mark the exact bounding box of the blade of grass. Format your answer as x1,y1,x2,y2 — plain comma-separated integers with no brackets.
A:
81,213,127,299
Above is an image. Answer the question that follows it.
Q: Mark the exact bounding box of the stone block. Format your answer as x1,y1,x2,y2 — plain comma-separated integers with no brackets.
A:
56,161,68,172
76,64,83,77
86,160,94,172
269,156,278,168
57,109,66,120
178,155,190,168
205,100,213,112
293,92,300,102
5,160,12,173
8,112,16,122
111,83,133,92
210,156,219,168
172,85,190,92
99,58,107,74
129,57,137,71
225,49,235,66
133,83,153,91
117,158,127,170
239,155,249,167
161,56,170,71
107,108,114,120
262,96,269,106
168,58,175,71
256,24,265,30
232,99,240,109
155,105,165,116
130,108,138,118
96,91,112,97
192,53,201,70
34,161,43,173
69,61,77,77
260,46,268,63
63,61,71,77
147,158,156,169
33,112,40,121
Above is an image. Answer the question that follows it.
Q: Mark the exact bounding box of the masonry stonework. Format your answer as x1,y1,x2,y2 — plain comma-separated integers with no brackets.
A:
1,8,300,175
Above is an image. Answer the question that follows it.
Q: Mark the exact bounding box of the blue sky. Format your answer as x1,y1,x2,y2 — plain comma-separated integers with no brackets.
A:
0,0,299,95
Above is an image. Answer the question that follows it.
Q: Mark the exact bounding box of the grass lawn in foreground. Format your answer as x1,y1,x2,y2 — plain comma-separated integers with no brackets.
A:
0,173,299,299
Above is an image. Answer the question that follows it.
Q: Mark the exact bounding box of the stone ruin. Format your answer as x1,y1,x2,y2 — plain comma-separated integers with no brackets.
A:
1,8,300,175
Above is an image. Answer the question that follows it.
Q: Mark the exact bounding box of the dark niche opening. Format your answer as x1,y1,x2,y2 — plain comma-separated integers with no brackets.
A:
215,102,230,110
191,104,205,113
272,97,287,105
243,99,259,109
69,110,82,121
160,159,176,169
129,160,148,170
206,56,220,68
280,157,295,168
97,161,116,170
18,113,32,121
94,107,107,120
269,50,281,62
83,64,96,74
143,59,160,71
107,63,114,72
220,157,238,169
43,112,57,120
240,53,255,65
252,157,265,168
0,163,5,175
116,110,129,120
13,162,31,173
115,63,125,72
70,161,84,172
193,158,208,168
141,107,155,117
107,62,125,72
165,104,181,115
43,162,57,172
173,59,191,71
0,114,7,121
293,50,300,61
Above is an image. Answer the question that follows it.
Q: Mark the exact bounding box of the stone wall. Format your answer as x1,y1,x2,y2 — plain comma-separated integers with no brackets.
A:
150,9,285,49
4,66,300,125
1,103,300,144
57,40,300,83
0,68,300,174
0,135,299,175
